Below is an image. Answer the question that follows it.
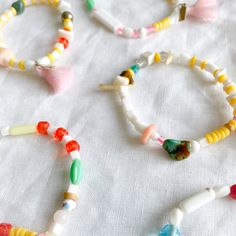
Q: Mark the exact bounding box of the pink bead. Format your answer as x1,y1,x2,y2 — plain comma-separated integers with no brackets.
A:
141,124,158,144
0,48,14,67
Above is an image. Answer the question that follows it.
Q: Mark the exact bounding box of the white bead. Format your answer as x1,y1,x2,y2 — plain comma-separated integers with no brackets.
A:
70,150,81,160
58,29,74,42
198,137,209,148
54,210,70,225
45,232,57,236
190,140,201,153
48,222,63,235
47,125,56,137
36,57,51,66
169,208,183,226
62,135,74,145
113,76,129,86
57,1,71,13
24,60,35,70
1,126,10,136
179,188,216,214
123,27,134,38
92,8,123,33
140,52,155,65
63,199,76,211
140,27,147,39
205,63,218,74
213,186,230,198
67,184,79,195
54,43,65,52
52,50,62,60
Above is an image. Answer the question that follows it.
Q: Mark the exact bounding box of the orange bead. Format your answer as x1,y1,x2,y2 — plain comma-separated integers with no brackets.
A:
37,121,49,135
66,140,80,153
54,127,68,141
58,37,69,49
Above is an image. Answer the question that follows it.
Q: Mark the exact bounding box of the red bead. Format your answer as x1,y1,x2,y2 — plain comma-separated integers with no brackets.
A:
37,121,50,135
0,223,12,236
54,127,69,141
58,37,69,49
66,140,80,153
230,184,236,200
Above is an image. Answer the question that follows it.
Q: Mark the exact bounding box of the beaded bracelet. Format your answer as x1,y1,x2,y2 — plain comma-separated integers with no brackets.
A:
0,121,82,236
0,0,74,93
85,0,218,39
149,184,236,236
100,51,236,161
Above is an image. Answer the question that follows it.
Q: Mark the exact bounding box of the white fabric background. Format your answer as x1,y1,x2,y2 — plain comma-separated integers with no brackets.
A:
0,0,235,235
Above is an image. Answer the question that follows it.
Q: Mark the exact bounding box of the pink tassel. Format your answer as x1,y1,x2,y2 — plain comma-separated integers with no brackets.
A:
36,66,73,93
187,0,218,22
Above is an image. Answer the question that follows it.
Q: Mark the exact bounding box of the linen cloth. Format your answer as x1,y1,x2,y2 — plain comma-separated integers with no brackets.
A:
0,0,235,235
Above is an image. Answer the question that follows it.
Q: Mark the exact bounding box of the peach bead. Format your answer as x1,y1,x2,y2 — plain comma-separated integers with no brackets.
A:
0,48,14,67
141,124,158,144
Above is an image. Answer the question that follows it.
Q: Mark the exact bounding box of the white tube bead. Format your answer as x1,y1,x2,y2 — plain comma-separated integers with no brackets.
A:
62,135,74,145
9,124,37,136
205,63,218,74
113,76,129,86
54,43,65,52
24,60,35,70
36,56,51,67
67,184,79,195
190,140,201,153
213,186,230,198
140,27,147,39
179,188,216,214
169,208,184,226
48,222,63,235
54,209,70,225
198,137,209,148
58,29,74,42
57,1,71,13
1,126,10,136
70,150,81,160
92,8,124,33
47,125,56,137
123,27,134,38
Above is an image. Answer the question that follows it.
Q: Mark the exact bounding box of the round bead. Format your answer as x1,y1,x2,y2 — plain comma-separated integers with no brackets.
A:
62,11,73,22
63,199,76,211
12,0,25,15
0,223,12,236
229,184,236,200
190,140,201,153
37,121,50,135
54,127,69,141
54,210,70,225
58,37,69,49
66,140,80,153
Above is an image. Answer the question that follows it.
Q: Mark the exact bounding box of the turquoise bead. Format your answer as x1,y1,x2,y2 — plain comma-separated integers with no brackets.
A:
86,0,95,12
12,0,25,15
130,64,139,74
159,224,181,236
70,159,82,185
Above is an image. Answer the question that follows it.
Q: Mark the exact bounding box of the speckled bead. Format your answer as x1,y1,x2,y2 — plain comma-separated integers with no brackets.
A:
12,0,25,15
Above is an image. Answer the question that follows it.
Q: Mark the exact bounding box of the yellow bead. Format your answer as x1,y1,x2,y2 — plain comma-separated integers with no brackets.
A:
200,61,207,70
54,47,63,54
217,74,227,83
154,53,161,63
205,133,213,144
127,68,134,78
9,58,15,67
10,124,37,136
234,110,236,116
224,85,236,94
189,56,197,67
10,7,17,16
18,60,26,70
213,69,220,78
230,97,236,106
47,53,55,63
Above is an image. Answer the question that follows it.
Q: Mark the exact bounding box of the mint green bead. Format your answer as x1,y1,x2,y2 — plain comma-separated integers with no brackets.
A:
70,159,82,185
12,0,25,15
86,0,95,12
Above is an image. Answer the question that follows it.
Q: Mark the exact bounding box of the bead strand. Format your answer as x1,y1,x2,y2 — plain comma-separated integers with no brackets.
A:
0,121,82,236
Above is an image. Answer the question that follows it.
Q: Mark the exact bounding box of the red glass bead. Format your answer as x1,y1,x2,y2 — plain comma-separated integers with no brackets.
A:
66,140,80,153
58,37,69,49
0,223,12,236
54,127,69,141
230,184,236,200
37,121,50,135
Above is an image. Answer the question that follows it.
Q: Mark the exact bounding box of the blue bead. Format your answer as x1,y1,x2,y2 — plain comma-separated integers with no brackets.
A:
159,224,181,236
130,64,139,73
63,203,70,209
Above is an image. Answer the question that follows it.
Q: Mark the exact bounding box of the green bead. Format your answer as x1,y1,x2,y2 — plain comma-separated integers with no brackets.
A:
70,159,83,185
162,139,191,161
86,0,95,12
12,0,25,15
